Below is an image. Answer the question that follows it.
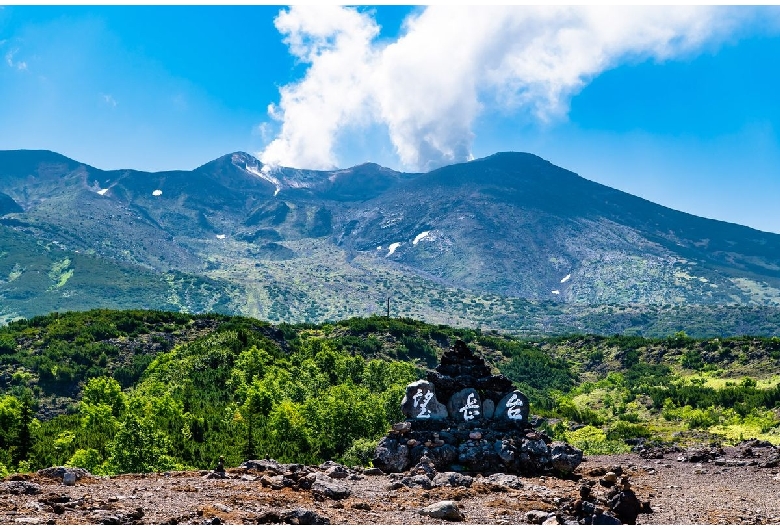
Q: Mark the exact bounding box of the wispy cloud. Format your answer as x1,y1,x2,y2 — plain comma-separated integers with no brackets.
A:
260,6,779,171
101,94,118,108
5,48,27,71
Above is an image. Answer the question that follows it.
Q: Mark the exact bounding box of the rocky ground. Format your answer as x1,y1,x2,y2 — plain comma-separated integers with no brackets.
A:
1,440,779,525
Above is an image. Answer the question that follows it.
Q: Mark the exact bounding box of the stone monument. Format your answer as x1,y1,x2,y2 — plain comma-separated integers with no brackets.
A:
373,340,582,475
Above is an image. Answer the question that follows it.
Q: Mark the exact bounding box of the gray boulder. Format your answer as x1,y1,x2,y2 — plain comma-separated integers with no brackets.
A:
479,473,523,491
282,508,330,525
373,436,410,472
37,466,91,481
401,380,448,420
0,481,41,495
402,475,433,489
311,473,351,500
524,438,550,456
419,500,464,521
432,471,473,488
549,442,583,474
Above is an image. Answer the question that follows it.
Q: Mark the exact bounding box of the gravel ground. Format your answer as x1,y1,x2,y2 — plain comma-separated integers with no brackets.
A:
2,443,779,525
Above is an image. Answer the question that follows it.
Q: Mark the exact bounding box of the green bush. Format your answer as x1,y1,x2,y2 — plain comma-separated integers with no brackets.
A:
564,426,630,455
341,438,377,467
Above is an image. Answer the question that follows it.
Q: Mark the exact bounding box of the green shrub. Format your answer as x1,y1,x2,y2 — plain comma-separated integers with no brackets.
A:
564,425,630,455
341,438,377,467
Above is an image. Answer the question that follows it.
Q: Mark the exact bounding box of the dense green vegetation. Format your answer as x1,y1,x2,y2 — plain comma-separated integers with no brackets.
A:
2,310,780,476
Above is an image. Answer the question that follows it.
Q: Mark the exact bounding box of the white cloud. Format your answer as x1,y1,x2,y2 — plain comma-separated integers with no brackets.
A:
101,94,118,108
5,48,27,70
260,6,773,171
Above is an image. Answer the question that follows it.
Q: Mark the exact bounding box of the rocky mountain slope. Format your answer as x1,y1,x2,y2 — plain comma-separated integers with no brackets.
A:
2,149,780,334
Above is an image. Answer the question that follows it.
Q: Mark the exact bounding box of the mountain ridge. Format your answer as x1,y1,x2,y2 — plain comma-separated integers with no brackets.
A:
2,148,780,335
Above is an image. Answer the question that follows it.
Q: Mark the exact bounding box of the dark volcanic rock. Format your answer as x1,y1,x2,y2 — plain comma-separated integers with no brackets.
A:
282,508,330,525
373,436,410,472
311,474,351,500
426,340,513,405
0,481,41,495
550,442,584,474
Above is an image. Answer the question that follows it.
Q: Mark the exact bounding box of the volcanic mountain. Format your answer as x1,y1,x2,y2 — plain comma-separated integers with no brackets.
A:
2,149,780,334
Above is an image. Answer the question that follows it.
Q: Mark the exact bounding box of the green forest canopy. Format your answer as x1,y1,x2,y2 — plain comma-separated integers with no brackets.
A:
1,310,780,475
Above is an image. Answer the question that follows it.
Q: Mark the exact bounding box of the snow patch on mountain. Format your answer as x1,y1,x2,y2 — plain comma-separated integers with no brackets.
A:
413,231,432,245
560,274,571,283
387,242,400,257
152,190,162,196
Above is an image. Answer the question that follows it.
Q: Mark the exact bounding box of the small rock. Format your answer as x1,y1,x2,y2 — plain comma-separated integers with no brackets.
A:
600,472,618,486
282,508,330,525
14,517,41,525
479,473,523,491
363,468,384,476
592,513,622,525
419,500,463,521
0,481,41,495
525,510,551,524
542,515,560,525
469,431,482,440
402,475,433,490
325,466,349,479
432,472,473,488
392,421,412,434
311,474,351,500
352,501,371,511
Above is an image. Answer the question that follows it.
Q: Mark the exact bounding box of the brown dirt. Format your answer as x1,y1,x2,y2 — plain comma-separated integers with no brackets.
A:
2,452,779,525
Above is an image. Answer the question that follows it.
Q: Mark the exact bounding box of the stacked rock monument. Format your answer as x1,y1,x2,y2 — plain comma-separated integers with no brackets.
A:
374,340,582,475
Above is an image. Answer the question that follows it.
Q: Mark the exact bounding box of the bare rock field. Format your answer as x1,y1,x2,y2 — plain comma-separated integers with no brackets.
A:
2,440,779,525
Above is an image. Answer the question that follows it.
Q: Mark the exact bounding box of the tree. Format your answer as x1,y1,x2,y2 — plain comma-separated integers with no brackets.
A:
243,381,273,460
107,415,175,473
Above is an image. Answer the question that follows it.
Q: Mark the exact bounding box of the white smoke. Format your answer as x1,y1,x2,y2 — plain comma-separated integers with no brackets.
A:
259,6,769,171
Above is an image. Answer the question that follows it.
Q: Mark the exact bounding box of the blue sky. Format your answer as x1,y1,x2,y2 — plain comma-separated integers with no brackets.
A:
2,6,780,234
